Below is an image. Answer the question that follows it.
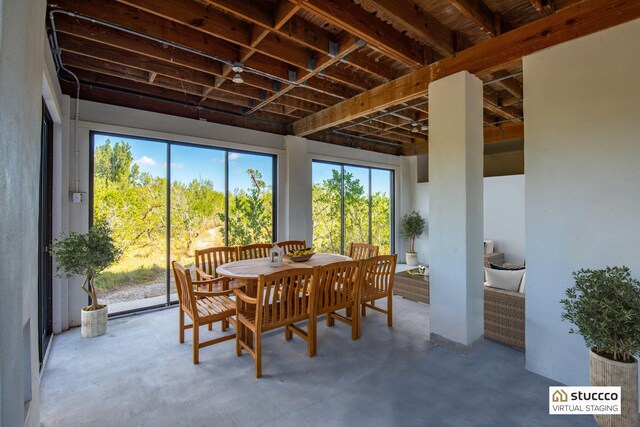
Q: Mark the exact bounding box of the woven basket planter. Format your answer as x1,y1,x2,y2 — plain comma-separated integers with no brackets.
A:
590,350,638,427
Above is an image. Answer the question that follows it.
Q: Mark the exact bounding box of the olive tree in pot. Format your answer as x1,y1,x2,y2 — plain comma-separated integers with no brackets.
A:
561,266,640,427
50,224,121,338
400,211,426,266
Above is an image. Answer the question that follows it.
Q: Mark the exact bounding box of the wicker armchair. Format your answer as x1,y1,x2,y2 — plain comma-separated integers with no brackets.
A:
483,286,525,350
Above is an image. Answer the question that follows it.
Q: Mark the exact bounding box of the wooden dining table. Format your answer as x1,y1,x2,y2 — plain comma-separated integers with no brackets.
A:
216,253,351,349
216,253,351,295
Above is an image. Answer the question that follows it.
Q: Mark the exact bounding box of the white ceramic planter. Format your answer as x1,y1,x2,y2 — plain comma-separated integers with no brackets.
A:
590,349,638,427
81,305,108,338
406,252,418,266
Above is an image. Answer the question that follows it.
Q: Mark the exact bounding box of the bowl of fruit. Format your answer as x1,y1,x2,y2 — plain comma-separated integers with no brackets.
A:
287,248,315,262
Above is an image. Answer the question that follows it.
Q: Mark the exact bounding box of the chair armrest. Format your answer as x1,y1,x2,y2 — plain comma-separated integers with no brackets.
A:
194,288,233,297
193,276,230,292
195,266,213,280
234,289,257,305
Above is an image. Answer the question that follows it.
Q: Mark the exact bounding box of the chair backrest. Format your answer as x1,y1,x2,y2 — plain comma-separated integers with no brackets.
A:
360,255,397,299
195,246,238,279
276,240,306,255
348,243,379,261
255,268,314,330
239,243,273,260
172,261,197,318
314,261,361,315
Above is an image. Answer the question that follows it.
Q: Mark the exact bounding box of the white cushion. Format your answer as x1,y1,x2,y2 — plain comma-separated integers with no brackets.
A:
484,268,524,292
518,272,526,293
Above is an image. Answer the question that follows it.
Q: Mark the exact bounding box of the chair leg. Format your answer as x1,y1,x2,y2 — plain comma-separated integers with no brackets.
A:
346,307,352,317
387,295,393,327
193,322,200,365
351,308,360,341
222,319,228,332
284,325,292,341
326,313,335,327
255,331,262,378
179,308,185,343
235,323,242,357
309,316,317,357
362,303,367,317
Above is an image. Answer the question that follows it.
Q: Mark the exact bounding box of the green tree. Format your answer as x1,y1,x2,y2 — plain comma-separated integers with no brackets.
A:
94,139,139,186
223,168,273,245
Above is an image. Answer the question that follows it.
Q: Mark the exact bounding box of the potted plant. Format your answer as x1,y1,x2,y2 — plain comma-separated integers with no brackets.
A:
50,224,121,338
400,211,426,266
561,266,640,427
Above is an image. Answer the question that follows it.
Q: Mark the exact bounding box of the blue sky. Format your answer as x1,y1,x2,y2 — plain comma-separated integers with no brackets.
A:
94,133,273,192
312,162,392,195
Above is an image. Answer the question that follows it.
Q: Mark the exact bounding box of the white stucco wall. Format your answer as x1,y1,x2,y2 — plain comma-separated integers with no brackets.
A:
484,175,525,264
524,18,640,397
0,1,46,425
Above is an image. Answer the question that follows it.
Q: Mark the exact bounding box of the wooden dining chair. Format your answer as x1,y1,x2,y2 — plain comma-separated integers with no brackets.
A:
276,240,306,255
348,242,379,261
239,243,273,260
194,246,239,280
172,261,236,364
234,268,315,378
359,254,397,327
311,260,361,355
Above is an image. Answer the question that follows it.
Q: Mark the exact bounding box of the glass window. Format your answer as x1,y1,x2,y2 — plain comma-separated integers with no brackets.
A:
92,132,276,314
312,161,394,255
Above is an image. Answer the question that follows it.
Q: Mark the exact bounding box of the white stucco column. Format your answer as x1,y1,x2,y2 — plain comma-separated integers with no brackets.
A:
428,71,484,351
283,136,312,244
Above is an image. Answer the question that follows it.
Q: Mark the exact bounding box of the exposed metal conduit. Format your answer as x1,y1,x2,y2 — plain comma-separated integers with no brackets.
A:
49,9,303,88
56,75,291,126
49,10,81,193
332,130,403,147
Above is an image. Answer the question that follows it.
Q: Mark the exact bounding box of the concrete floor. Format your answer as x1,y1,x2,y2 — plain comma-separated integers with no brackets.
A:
40,297,594,427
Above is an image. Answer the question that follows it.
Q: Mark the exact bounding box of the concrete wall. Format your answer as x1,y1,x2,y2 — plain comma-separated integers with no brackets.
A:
484,175,525,264
0,1,45,425
63,100,402,326
524,18,640,396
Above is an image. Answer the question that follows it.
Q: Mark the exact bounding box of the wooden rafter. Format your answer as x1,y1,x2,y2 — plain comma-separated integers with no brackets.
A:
291,0,425,66
448,0,509,37
531,0,555,16
292,0,640,136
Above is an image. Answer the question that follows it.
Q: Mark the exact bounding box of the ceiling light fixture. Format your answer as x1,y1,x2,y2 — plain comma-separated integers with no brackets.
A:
421,125,428,131
411,127,419,133
231,62,244,73
232,73,244,84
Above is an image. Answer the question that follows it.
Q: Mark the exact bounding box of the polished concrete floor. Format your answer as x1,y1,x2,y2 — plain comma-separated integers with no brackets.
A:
40,297,594,427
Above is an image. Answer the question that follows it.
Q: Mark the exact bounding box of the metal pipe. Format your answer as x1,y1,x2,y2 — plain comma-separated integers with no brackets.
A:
49,9,301,88
50,10,82,193
57,75,291,126
336,99,430,131
484,71,523,86
332,130,403,147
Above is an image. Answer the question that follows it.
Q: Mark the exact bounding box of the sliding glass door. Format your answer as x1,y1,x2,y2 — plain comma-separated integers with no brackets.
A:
92,132,276,314
312,161,394,255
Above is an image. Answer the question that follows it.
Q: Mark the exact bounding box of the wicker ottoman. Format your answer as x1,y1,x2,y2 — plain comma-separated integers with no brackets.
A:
393,271,429,304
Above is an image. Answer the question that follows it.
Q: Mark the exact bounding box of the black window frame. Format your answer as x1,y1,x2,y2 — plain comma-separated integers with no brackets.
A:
311,159,395,255
90,130,278,316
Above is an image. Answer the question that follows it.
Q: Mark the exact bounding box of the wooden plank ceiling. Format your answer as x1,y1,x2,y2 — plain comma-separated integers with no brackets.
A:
45,0,638,155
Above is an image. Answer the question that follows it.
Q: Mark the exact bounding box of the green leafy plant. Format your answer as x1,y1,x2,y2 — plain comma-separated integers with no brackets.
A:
561,266,640,362
399,211,426,253
50,225,122,311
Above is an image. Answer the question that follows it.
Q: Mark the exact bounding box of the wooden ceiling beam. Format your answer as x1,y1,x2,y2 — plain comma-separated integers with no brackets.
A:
247,34,364,114
64,57,304,119
57,34,318,115
448,0,509,37
293,0,640,136
116,0,369,97
531,0,555,16
292,0,425,67
364,0,455,57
